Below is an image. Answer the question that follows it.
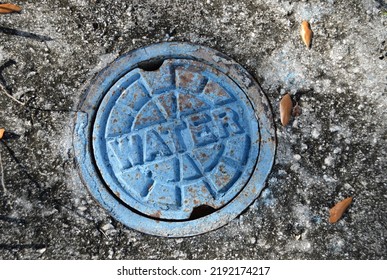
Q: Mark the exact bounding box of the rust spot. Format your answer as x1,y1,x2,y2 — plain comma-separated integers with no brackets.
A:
179,71,194,87
163,105,172,116
215,173,230,187
179,94,193,109
200,153,209,161
203,78,230,99
204,81,215,93
191,115,201,122
150,210,161,218
214,164,231,187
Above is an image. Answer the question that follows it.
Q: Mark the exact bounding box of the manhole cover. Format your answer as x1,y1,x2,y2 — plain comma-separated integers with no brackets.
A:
73,42,276,237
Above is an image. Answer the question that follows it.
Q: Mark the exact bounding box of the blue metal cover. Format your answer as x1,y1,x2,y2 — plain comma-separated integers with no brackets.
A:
74,42,276,237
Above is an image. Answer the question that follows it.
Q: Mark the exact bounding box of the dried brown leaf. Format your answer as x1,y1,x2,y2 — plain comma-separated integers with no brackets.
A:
0,3,22,14
329,197,353,223
292,103,302,117
300,21,313,49
0,128,4,139
279,93,293,126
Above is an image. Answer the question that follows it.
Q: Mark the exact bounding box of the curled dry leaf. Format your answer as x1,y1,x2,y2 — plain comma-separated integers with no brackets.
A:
279,93,293,126
0,128,4,139
329,196,353,223
0,3,22,14
293,102,302,117
300,20,313,49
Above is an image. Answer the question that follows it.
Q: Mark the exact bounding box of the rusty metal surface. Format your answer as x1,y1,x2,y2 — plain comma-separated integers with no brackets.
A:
73,42,276,237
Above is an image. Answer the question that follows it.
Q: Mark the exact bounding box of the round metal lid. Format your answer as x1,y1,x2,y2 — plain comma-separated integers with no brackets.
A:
73,42,276,237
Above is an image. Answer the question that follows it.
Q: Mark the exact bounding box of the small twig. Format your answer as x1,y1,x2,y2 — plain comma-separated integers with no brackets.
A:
98,228,110,240
0,82,25,106
0,149,6,193
0,26,52,42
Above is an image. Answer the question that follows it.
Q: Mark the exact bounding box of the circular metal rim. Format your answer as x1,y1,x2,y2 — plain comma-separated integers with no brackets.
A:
92,59,260,220
73,42,276,237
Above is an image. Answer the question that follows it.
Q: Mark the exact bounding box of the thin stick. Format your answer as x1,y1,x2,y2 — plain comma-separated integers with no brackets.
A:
98,228,109,240
0,150,6,193
0,83,25,106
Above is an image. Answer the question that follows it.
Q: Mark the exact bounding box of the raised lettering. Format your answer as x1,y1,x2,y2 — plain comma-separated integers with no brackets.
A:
212,107,244,138
160,121,187,153
187,112,218,147
107,134,143,169
145,129,172,162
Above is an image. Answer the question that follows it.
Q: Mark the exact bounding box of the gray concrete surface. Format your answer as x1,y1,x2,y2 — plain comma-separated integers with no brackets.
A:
0,0,386,259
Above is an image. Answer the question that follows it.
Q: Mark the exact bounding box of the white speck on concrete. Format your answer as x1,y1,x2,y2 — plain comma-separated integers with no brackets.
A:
311,128,320,139
293,154,301,161
324,155,335,166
